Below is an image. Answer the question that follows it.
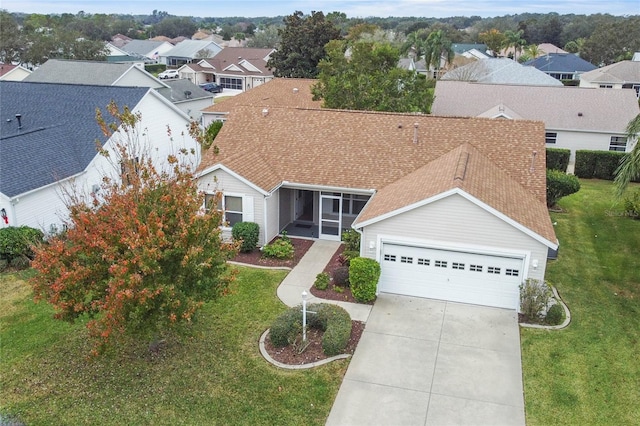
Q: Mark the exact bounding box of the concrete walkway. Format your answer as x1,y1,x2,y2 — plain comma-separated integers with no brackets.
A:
326,294,525,426
276,239,372,322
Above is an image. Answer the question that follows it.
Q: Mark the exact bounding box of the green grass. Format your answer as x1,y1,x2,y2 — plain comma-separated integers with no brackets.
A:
521,179,640,425
0,267,348,425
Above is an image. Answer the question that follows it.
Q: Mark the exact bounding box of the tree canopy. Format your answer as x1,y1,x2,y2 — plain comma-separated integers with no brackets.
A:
31,103,237,355
312,40,434,113
266,10,341,78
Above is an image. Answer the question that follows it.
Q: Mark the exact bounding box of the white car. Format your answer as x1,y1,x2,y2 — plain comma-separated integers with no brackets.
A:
158,69,179,79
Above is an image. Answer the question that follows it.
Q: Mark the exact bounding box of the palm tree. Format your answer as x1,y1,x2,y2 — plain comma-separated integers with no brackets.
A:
524,44,544,59
614,113,640,197
400,30,427,59
423,30,454,78
503,30,526,61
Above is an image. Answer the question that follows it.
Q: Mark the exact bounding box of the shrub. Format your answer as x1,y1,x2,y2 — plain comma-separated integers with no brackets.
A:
332,266,350,287
546,148,571,172
269,307,302,347
623,189,640,219
262,237,294,259
520,279,551,320
10,256,31,270
231,222,260,253
341,229,361,252
0,258,7,272
340,250,360,266
314,272,330,290
349,257,380,303
0,226,44,262
545,303,564,325
574,150,625,180
546,169,581,207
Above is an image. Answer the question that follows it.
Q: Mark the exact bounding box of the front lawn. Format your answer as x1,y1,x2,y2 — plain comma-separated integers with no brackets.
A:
521,179,640,424
0,267,348,425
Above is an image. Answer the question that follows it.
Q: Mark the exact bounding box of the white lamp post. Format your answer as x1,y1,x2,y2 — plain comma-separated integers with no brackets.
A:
302,290,308,342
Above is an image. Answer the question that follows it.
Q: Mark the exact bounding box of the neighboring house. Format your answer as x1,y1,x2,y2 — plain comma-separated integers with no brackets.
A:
524,53,596,81
161,40,223,67
0,64,31,81
155,79,215,120
0,81,200,233
24,59,165,89
451,43,492,59
200,78,321,126
441,58,563,86
500,43,567,59
432,80,640,164
398,57,428,76
579,60,640,98
632,52,640,62
178,47,275,91
195,78,558,311
121,40,175,64
111,33,132,48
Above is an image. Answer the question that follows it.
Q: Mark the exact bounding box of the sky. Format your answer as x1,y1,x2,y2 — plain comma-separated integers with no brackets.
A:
2,0,639,18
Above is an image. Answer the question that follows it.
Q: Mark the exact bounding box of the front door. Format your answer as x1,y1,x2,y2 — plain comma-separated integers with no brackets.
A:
319,193,341,241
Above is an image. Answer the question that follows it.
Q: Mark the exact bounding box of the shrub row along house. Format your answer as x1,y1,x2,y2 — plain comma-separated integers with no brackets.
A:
196,79,557,310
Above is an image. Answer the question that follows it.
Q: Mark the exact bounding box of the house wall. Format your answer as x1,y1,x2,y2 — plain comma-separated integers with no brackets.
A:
265,190,280,244
173,98,214,121
0,182,72,233
197,168,267,245
549,129,629,163
579,80,623,89
360,194,550,282
115,69,165,89
0,67,31,81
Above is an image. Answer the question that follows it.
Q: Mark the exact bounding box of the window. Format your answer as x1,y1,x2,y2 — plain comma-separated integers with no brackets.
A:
487,267,501,274
120,157,140,186
452,262,465,270
435,260,447,268
400,256,413,264
417,258,430,266
205,193,244,227
633,85,640,98
599,84,613,89
384,254,396,262
506,269,520,277
220,77,242,90
331,193,370,215
609,136,627,152
545,132,557,144
470,264,483,272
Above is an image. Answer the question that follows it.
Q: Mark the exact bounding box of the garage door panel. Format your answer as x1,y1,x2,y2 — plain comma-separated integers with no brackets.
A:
379,244,523,310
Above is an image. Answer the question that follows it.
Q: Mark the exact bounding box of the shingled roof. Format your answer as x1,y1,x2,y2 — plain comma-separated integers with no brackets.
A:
0,82,149,197
441,58,563,86
24,59,145,86
580,60,640,85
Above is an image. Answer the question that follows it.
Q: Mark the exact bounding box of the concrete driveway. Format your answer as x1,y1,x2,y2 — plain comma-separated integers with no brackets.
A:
326,294,525,426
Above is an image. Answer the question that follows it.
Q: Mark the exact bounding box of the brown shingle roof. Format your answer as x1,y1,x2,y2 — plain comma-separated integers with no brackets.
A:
206,47,274,77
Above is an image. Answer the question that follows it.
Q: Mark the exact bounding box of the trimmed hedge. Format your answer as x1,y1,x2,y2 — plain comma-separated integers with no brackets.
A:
546,148,571,172
269,303,352,356
574,150,625,180
349,257,380,303
314,272,330,290
0,226,44,262
546,169,581,207
231,222,259,252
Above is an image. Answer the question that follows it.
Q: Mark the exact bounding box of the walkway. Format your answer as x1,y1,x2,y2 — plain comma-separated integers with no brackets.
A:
276,239,372,322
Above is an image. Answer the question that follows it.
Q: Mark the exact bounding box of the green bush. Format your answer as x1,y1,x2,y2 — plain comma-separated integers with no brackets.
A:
341,229,361,252
332,266,350,287
546,148,571,172
340,250,360,266
0,258,7,272
0,226,44,262
262,237,294,259
545,303,564,325
10,256,31,270
144,64,166,74
546,169,581,207
349,257,380,303
314,272,330,290
231,222,260,253
574,150,625,180
269,303,352,356
520,279,551,321
623,189,640,219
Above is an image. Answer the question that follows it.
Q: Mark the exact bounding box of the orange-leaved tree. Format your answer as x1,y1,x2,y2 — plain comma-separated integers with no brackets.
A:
31,102,238,355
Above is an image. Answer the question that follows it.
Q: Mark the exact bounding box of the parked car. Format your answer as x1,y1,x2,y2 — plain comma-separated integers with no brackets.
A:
158,69,179,79
199,83,224,93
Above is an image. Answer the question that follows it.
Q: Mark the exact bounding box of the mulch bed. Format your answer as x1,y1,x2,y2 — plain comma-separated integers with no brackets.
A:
309,244,368,304
230,237,314,268
263,320,365,365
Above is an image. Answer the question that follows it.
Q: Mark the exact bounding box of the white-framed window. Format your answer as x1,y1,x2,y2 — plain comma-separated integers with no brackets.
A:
220,77,242,90
452,262,465,270
435,260,447,268
599,84,613,88
331,193,370,215
505,269,520,277
487,266,501,274
609,136,627,152
400,256,413,264
384,254,397,262
470,264,483,272
205,192,253,227
545,132,557,144
633,85,640,98
417,258,430,266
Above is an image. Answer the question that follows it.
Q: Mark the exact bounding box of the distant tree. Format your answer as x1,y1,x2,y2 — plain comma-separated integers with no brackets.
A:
312,40,434,113
0,11,23,63
423,29,454,76
346,23,381,42
503,29,526,61
246,25,281,48
564,39,585,54
152,16,196,38
478,28,506,56
31,103,237,355
266,11,341,78
22,30,107,66
581,16,640,65
400,29,429,59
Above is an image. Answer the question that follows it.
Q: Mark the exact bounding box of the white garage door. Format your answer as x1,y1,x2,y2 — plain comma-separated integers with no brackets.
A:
378,243,524,310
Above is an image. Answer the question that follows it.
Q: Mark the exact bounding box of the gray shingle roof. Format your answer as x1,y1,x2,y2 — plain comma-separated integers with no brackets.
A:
164,40,222,59
24,59,138,85
441,58,563,86
524,53,596,73
121,40,169,56
0,81,149,197
156,79,214,102
431,80,639,133
580,60,640,84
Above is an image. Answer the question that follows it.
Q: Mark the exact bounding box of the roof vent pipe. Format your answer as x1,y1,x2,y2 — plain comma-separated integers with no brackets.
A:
413,123,419,144
293,87,299,94
15,114,22,129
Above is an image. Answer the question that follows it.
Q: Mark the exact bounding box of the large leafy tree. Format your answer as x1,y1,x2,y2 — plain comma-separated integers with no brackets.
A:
478,28,506,56
31,103,237,355
266,10,341,78
614,114,640,197
0,11,23,63
312,40,433,113
581,16,640,65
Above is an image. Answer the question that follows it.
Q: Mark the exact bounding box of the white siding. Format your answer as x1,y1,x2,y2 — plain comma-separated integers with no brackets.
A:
115,68,165,89
265,190,280,244
6,183,70,233
173,98,214,121
198,169,267,245
549,129,628,163
361,194,549,282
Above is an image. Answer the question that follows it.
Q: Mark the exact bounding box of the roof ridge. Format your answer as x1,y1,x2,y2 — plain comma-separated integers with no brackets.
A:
454,151,470,181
